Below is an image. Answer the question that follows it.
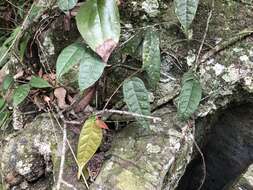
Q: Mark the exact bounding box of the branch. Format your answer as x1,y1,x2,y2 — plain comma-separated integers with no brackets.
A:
200,29,253,63
55,122,67,190
96,109,162,123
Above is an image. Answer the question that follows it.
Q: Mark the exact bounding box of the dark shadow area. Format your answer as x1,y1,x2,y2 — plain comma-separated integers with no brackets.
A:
177,103,253,190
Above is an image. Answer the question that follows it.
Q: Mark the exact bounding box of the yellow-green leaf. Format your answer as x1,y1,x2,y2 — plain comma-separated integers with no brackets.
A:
77,117,103,179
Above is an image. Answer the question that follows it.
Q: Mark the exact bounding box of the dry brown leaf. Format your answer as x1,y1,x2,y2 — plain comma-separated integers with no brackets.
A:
13,70,24,79
74,86,95,113
54,87,68,109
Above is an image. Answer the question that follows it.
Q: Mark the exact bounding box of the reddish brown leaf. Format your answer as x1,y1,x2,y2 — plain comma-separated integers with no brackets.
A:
74,86,95,113
54,87,68,109
95,118,108,129
96,39,117,63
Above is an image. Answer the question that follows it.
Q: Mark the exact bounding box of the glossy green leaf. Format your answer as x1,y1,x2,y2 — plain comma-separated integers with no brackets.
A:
13,84,30,107
123,77,150,128
78,52,105,91
56,43,85,79
58,0,77,11
76,0,120,62
30,76,52,88
77,117,103,179
177,70,202,120
2,74,14,93
174,0,199,32
142,29,161,88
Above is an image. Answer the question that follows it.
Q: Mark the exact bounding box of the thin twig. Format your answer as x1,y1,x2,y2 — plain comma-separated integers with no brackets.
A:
61,180,77,190
200,29,253,63
190,134,206,190
56,122,67,190
194,0,214,71
188,122,206,190
96,109,162,123
49,107,89,189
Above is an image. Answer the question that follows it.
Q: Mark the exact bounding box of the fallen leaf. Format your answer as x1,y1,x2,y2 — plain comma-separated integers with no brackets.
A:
13,70,24,79
54,87,68,109
43,96,51,105
74,86,95,113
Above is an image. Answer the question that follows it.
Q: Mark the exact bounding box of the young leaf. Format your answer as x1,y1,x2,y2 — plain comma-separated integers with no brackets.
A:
142,28,161,88
76,0,120,62
30,76,52,88
78,52,105,91
174,0,199,33
13,84,30,106
123,77,150,128
177,70,202,120
58,0,77,11
77,117,103,179
95,117,108,129
2,74,14,93
56,43,85,80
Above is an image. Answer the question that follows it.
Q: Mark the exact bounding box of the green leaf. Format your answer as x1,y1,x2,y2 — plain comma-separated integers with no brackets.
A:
56,43,85,79
177,71,202,120
123,77,150,128
19,33,30,61
0,27,21,66
77,117,103,179
30,76,52,88
0,111,10,128
13,84,30,107
2,74,14,93
78,52,105,91
174,0,199,33
0,46,9,67
0,98,5,111
142,28,161,88
58,0,77,11
76,0,120,62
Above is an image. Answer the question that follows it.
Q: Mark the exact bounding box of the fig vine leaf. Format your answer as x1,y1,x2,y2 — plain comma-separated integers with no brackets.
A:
77,117,103,179
56,43,84,80
78,51,105,91
142,28,161,88
76,0,120,62
123,77,150,128
174,0,199,33
177,70,202,120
